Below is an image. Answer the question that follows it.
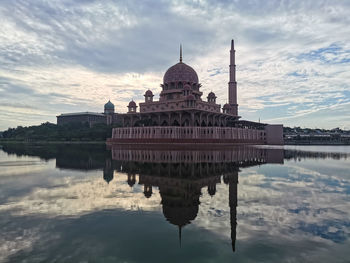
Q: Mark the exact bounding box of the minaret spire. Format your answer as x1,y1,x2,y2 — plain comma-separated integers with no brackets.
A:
180,44,182,63
228,39,238,116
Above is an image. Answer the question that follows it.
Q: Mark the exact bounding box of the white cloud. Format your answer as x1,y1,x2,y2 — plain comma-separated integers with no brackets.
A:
0,0,349,130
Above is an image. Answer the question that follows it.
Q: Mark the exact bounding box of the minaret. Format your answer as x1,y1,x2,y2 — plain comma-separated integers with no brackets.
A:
228,39,238,116
180,44,183,63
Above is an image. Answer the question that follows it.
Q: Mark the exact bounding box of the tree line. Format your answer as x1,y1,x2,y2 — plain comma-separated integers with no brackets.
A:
0,122,117,141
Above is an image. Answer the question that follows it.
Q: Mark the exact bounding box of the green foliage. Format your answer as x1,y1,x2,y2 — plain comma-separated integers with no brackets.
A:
1,122,112,141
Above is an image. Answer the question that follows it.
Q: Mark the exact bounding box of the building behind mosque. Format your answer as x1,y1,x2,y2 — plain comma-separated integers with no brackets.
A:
57,40,283,145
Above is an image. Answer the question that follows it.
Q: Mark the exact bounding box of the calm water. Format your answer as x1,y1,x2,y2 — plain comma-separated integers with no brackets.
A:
0,144,349,263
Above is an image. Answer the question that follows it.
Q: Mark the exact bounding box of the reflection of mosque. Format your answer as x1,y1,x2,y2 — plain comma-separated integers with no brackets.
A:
103,146,284,252
0,143,285,252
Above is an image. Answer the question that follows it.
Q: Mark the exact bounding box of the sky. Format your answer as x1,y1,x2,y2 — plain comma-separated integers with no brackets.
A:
0,0,350,131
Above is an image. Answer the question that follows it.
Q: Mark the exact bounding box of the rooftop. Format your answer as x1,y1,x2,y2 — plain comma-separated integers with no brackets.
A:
57,112,105,117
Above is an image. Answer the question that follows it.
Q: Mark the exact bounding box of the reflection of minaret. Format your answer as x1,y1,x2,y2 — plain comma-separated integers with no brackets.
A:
224,170,238,252
179,226,182,247
103,158,114,184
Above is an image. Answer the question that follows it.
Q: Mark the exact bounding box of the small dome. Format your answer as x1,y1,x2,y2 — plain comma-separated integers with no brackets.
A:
128,100,137,107
223,103,231,109
144,89,153,96
186,94,195,100
184,84,191,90
104,100,114,109
208,92,216,98
163,62,199,84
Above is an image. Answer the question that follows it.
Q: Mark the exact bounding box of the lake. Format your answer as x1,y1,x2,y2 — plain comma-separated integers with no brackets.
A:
0,144,349,263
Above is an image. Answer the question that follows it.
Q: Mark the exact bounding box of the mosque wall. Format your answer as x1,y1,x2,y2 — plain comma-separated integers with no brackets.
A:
108,126,274,144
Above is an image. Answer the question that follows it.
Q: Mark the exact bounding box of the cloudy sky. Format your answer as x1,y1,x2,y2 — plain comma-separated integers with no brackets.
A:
0,0,350,130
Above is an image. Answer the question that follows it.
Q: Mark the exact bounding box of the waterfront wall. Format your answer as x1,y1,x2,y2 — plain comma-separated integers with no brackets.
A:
108,126,281,144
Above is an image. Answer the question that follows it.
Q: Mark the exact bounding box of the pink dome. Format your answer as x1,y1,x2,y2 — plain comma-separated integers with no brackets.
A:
223,103,231,109
144,90,153,96
208,91,216,98
128,100,136,107
186,94,195,100
184,84,191,90
163,62,198,84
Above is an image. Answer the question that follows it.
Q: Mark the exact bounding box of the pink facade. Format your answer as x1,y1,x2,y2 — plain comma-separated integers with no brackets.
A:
112,126,263,140
108,126,267,144
127,40,239,118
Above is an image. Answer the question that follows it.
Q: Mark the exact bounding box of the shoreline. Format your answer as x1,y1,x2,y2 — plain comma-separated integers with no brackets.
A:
0,140,349,146
0,140,106,145
284,142,349,146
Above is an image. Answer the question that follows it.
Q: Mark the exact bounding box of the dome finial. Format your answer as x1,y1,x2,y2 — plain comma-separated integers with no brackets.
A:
180,44,182,63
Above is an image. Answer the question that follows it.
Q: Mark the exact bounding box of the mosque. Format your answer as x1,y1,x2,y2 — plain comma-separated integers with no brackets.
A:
57,40,283,145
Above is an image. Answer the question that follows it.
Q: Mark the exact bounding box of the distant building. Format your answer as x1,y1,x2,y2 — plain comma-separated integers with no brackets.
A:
56,101,121,127
57,112,106,127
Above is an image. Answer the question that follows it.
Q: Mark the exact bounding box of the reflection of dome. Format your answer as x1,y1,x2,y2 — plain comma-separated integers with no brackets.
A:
144,90,153,96
208,184,216,196
162,205,198,227
128,100,136,107
103,169,113,184
144,185,152,198
127,174,136,187
104,100,114,110
160,185,200,228
163,63,199,84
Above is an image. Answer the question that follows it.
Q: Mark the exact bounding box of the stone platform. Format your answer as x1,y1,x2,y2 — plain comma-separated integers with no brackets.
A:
107,125,283,145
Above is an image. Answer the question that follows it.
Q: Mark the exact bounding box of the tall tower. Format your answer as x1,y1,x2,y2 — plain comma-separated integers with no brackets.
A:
228,39,238,116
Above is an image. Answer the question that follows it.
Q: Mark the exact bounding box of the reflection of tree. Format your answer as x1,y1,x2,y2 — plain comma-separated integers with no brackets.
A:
1,143,109,170
284,150,348,161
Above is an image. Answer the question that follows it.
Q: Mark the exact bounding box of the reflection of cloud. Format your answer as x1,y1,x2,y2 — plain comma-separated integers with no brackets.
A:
0,151,50,177
0,171,162,262
0,173,161,217
193,162,350,257
0,222,41,262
